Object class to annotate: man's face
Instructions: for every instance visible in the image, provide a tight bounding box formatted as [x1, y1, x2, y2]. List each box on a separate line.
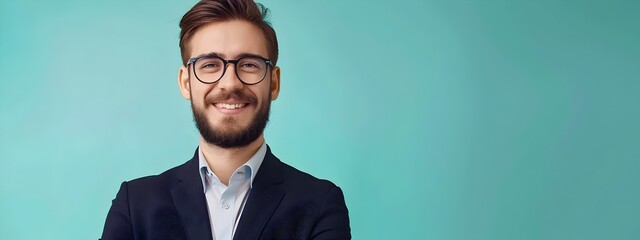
[178, 20, 280, 148]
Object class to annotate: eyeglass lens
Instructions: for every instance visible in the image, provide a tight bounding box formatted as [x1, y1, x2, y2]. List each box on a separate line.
[193, 56, 268, 84]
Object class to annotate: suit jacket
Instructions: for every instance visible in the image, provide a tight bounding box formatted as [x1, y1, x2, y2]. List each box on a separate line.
[101, 146, 351, 240]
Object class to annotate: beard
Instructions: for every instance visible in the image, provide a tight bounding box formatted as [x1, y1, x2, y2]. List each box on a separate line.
[191, 89, 270, 149]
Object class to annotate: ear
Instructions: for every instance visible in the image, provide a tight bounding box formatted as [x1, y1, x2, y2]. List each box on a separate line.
[178, 66, 191, 100]
[270, 66, 280, 101]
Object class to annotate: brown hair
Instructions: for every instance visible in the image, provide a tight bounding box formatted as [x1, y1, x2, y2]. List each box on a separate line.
[179, 0, 278, 66]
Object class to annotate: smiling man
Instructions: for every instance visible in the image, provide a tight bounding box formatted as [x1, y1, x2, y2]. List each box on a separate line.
[100, 0, 351, 239]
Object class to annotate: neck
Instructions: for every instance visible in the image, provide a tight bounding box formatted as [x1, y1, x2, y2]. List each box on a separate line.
[199, 134, 265, 186]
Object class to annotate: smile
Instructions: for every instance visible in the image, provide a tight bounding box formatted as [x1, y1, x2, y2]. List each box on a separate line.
[214, 103, 249, 110]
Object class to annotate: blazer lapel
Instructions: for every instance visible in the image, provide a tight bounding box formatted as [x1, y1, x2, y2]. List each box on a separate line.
[170, 148, 213, 240]
[233, 147, 285, 240]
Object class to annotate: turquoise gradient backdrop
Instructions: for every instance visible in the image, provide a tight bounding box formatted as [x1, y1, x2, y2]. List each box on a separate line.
[1, 0, 639, 239]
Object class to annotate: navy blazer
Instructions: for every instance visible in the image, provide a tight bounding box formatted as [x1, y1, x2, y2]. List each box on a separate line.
[101, 147, 351, 240]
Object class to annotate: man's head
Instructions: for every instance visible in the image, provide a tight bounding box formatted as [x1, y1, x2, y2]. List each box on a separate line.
[177, 0, 280, 149]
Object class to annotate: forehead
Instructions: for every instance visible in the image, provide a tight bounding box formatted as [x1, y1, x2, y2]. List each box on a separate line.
[188, 20, 269, 59]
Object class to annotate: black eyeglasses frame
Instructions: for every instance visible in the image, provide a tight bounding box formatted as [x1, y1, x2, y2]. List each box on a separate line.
[187, 55, 273, 85]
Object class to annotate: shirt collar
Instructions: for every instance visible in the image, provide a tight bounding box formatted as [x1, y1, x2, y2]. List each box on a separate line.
[198, 141, 267, 192]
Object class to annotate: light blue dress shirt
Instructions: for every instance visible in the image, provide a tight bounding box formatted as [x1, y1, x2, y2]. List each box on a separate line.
[198, 142, 266, 240]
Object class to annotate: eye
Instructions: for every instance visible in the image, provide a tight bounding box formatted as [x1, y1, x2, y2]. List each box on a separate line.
[195, 57, 224, 71]
[200, 62, 219, 69]
[240, 62, 260, 69]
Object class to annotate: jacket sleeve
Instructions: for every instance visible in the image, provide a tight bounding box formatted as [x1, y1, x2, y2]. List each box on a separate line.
[310, 185, 352, 240]
[101, 181, 134, 240]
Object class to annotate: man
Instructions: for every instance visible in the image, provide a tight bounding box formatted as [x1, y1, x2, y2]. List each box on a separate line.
[100, 0, 351, 239]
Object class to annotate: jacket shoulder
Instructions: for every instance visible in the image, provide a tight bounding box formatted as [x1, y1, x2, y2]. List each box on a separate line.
[124, 160, 190, 198]
[278, 160, 340, 195]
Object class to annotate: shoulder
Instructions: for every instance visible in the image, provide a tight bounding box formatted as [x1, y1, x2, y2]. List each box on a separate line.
[128, 160, 186, 186]
[281, 161, 336, 187]
[260, 154, 351, 238]
[121, 159, 191, 201]
[272, 155, 342, 199]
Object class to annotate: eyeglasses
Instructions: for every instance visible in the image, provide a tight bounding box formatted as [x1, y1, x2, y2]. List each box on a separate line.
[187, 55, 273, 85]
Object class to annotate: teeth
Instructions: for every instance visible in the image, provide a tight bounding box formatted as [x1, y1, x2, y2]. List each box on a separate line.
[215, 103, 246, 109]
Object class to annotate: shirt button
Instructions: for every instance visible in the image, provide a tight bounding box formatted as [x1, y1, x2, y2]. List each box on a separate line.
[222, 203, 230, 210]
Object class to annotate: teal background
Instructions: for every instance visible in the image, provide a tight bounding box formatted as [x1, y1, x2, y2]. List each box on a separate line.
[1, 0, 639, 239]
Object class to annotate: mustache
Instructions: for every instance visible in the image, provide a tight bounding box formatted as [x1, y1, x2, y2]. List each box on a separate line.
[205, 90, 257, 104]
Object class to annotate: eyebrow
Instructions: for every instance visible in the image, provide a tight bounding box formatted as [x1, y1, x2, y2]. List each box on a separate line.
[192, 52, 268, 60]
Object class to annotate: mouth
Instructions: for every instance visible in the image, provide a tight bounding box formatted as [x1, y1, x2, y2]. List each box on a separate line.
[212, 102, 250, 114]
[214, 103, 248, 109]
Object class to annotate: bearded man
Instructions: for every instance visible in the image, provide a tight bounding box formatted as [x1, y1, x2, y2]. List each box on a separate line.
[100, 0, 351, 239]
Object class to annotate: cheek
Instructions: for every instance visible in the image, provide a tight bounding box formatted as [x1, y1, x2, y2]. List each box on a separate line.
[261, 80, 273, 98]
[190, 82, 214, 103]
[253, 86, 272, 105]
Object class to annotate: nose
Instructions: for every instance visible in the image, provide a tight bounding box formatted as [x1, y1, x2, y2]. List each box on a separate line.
[216, 63, 244, 91]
